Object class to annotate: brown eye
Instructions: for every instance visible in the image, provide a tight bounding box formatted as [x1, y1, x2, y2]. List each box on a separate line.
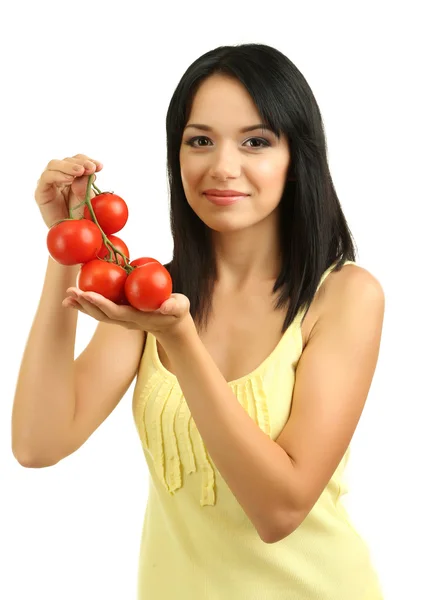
[185, 136, 212, 147]
[244, 138, 270, 148]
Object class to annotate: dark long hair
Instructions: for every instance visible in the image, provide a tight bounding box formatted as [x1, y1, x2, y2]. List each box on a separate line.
[165, 43, 357, 333]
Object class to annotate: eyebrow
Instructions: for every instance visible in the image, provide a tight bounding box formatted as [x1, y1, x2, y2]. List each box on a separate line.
[184, 123, 277, 135]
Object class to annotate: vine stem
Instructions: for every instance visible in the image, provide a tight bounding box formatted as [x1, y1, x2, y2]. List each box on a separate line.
[71, 175, 134, 274]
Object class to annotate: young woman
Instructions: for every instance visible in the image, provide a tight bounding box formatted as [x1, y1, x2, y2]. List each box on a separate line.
[12, 43, 385, 599]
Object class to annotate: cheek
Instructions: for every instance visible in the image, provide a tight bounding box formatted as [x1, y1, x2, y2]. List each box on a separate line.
[180, 160, 202, 192]
[253, 157, 288, 183]
[180, 163, 204, 212]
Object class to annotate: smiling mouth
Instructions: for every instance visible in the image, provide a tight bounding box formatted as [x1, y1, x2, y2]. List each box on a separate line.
[203, 193, 246, 206]
[202, 190, 249, 197]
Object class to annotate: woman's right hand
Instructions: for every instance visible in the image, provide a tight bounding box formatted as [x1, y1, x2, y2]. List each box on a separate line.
[35, 154, 104, 229]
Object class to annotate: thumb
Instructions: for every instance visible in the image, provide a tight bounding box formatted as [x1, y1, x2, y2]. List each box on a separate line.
[160, 294, 190, 317]
[160, 299, 176, 315]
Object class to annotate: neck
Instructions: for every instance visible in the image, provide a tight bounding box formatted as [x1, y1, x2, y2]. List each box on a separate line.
[211, 210, 282, 291]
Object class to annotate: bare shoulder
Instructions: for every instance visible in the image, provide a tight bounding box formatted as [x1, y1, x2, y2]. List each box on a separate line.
[304, 263, 385, 345]
[325, 262, 384, 304]
[317, 262, 385, 331]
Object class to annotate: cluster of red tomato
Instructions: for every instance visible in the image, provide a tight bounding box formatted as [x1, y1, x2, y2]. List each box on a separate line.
[46, 183, 172, 311]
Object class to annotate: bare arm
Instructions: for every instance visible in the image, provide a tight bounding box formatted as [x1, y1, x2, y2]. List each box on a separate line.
[11, 256, 145, 467]
[62, 315, 145, 461]
[12, 256, 80, 465]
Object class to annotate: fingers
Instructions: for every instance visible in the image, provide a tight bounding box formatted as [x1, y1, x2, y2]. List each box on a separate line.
[63, 292, 136, 329]
[39, 155, 103, 187]
[64, 154, 103, 174]
[63, 288, 189, 334]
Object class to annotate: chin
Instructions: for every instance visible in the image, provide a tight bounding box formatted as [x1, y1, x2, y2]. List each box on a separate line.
[196, 212, 252, 233]
[188, 200, 265, 233]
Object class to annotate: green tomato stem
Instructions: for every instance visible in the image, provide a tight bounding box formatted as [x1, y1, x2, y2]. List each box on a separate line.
[70, 198, 87, 211]
[92, 183, 103, 195]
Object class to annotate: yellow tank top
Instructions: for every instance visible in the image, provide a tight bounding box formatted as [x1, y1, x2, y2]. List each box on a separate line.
[132, 260, 383, 599]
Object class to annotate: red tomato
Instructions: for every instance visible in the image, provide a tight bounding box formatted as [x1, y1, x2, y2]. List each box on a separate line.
[117, 287, 131, 306]
[47, 220, 103, 266]
[77, 260, 128, 303]
[97, 235, 130, 265]
[125, 262, 172, 311]
[83, 192, 128, 234]
[129, 256, 161, 268]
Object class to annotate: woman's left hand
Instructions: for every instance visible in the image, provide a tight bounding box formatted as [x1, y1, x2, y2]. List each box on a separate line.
[62, 287, 192, 339]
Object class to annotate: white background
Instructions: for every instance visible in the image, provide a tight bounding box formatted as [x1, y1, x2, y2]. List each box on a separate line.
[1, 1, 429, 599]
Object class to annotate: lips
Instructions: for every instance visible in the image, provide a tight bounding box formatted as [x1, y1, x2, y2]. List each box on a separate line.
[202, 189, 249, 197]
[203, 192, 247, 207]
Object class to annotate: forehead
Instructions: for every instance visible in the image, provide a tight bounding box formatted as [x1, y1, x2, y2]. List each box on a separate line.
[188, 75, 261, 124]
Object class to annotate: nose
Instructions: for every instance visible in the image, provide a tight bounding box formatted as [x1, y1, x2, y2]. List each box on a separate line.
[208, 143, 241, 180]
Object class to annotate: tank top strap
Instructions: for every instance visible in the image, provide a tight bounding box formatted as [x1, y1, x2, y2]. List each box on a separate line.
[316, 259, 357, 294]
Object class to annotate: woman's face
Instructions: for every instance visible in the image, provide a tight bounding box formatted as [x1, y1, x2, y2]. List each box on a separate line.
[179, 74, 292, 233]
